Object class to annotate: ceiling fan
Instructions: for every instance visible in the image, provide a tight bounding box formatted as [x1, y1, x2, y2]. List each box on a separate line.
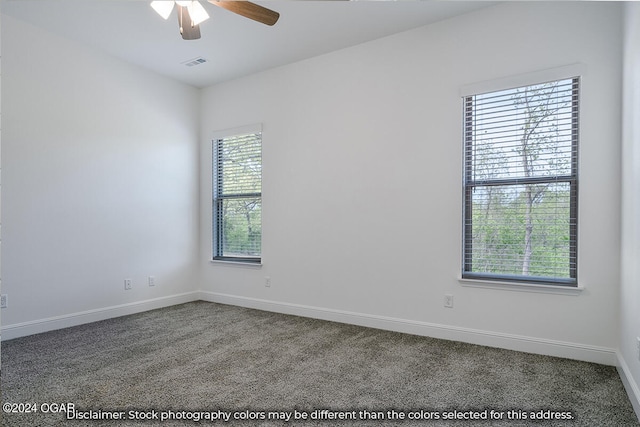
[151, 1, 280, 40]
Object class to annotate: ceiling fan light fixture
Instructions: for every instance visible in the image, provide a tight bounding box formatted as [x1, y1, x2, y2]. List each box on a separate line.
[187, 1, 210, 25]
[150, 0, 175, 20]
[152, 0, 279, 40]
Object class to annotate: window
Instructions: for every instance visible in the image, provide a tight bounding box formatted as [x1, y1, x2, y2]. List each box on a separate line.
[462, 77, 579, 286]
[213, 128, 262, 263]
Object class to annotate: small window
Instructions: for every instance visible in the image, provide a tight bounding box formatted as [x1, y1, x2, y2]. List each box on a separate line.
[213, 129, 262, 263]
[462, 77, 579, 286]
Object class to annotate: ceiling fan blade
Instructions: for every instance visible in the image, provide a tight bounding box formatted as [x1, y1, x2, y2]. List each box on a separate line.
[177, 5, 201, 40]
[208, 1, 279, 26]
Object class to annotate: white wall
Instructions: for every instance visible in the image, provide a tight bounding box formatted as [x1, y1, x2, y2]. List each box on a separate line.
[1, 14, 200, 338]
[200, 2, 623, 364]
[620, 1, 640, 416]
[0, 4, 3, 348]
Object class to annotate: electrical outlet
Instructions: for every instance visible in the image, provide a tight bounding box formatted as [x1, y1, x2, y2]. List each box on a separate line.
[444, 294, 454, 308]
[265, 276, 271, 288]
[148, 276, 155, 287]
[0, 294, 7, 308]
[124, 279, 132, 290]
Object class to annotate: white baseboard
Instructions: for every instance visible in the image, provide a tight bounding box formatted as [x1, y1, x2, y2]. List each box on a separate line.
[617, 352, 640, 422]
[199, 291, 618, 366]
[1, 292, 200, 341]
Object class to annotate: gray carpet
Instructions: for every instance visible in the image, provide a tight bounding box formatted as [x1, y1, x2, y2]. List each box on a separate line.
[1, 301, 638, 426]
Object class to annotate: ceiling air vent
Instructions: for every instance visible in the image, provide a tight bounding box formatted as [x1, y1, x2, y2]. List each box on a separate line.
[182, 57, 208, 67]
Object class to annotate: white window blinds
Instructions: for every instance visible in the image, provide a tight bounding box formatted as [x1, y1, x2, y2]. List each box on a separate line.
[463, 77, 579, 285]
[213, 131, 262, 262]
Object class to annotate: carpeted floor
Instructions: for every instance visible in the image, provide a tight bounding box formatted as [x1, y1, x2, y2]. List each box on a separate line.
[1, 301, 639, 426]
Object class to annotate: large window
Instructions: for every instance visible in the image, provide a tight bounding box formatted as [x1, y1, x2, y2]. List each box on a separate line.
[462, 77, 579, 286]
[213, 128, 262, 263]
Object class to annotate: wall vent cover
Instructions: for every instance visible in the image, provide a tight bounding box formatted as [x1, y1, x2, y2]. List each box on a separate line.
[182, 57, 208, 67]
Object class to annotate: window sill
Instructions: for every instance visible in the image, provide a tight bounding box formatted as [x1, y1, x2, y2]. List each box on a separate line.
[210, 259, 262, 268]
[458, 278, 584, 295]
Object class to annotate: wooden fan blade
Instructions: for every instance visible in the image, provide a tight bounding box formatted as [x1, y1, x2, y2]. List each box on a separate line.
[208, 1, 279, 26]
[177, 5, 201, 40]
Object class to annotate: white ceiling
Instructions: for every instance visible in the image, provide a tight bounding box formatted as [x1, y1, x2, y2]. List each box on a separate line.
[2, 0, 498, 88]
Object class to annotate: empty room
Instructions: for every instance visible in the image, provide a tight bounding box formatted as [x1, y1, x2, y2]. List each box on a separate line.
[1, 0, 639, 425]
